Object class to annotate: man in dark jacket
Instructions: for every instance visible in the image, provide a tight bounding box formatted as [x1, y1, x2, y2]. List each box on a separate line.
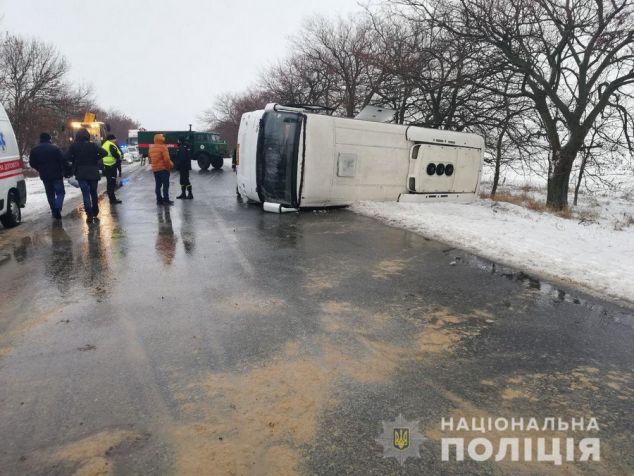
[29, 132, 68, 219]
[67, 128, 107, 224]
[175, 136, 193, 199]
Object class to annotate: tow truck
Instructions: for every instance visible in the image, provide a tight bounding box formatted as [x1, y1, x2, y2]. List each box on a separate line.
[68, 112, 108, 144]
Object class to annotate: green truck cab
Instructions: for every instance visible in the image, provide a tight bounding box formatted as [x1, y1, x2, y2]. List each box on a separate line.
[138, 130, 228, 170]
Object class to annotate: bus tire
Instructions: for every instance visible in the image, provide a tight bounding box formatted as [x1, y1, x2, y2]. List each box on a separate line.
[211, 156, 223, 169]
[197, 154, 211, 170]
[1, 192, 22, 228]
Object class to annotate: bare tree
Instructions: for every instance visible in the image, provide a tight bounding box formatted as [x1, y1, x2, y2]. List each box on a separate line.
[260, 53, 337, 108]
[0, 34, 70, 159]
[200, 90, 274, 149]
[481, 79, 536, 197]
[401, 0, 634, 209]
[374, 12, 486, 129]
[88, 107, 140, 145]
[296, 16, 381, 117]
[572, 109, 634, 204]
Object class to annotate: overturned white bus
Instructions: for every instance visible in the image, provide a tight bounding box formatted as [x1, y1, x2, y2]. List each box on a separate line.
[235, 103, 484, 211]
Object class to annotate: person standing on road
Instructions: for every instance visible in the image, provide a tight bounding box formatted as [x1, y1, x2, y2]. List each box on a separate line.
[29, 132, 68, 220]
[67, 128, 107, 224]
[101, 134, 123, 204]
[175, 136, 193, 199]
[149, 133, 174, 205]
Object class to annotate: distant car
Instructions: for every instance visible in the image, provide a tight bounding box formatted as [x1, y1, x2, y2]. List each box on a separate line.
[127, 129, 141, 162]
[0, 103, 26, 228]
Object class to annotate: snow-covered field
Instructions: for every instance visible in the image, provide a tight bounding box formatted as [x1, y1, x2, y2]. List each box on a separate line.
[352, 183, 634, 305]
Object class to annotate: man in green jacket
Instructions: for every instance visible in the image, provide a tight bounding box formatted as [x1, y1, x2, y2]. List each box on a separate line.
[101, 134, 122, 204]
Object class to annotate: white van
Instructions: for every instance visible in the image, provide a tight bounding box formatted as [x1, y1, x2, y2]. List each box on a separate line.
[236, 103, 483, 211]
[0, 104, 26, 228]
[127, 129, 140, 161]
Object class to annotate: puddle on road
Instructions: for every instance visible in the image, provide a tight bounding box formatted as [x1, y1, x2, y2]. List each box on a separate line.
[446, 250, 634, 328]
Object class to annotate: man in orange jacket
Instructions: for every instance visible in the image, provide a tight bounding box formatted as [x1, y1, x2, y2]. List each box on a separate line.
[149, 133, 174, 205]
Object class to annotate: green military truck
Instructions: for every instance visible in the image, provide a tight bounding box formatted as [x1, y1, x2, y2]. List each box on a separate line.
[138, 130, 228, 170]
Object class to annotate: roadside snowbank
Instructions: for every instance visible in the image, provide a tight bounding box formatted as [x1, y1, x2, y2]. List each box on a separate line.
[352, 199, 634, 304]
[21, 162, 140, 220]
[22, 177, 82, 221]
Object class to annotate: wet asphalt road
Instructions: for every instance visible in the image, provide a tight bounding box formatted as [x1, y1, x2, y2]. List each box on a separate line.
[0, 163, 633, 476]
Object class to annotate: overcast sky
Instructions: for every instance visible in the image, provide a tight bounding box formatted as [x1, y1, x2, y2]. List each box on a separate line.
[1, 0, 363, 131]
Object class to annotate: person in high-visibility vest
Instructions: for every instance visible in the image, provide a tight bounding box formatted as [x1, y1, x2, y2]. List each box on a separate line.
[101, 134, 122, 204]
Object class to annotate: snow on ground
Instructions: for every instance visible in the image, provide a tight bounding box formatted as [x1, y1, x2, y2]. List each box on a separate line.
[352, 190, 634, 305]
[21, 162, 141, 220]
[22, 176, 83, 221]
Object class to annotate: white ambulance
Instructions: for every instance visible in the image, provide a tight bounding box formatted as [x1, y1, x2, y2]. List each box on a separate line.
[0, 104, 26, 228]
[235, 103, 483, 212]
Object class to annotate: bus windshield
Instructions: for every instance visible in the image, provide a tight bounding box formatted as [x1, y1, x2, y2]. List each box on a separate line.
[257, 111, 302, 206]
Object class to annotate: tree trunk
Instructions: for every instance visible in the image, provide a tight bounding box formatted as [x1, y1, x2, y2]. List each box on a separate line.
[573, 152, 588, 206]
[491, 156, 501, 198]
[546, 148, 576, 210]
[491, 126, 507, 198]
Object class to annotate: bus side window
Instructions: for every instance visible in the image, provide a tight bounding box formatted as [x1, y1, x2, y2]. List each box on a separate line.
[410, 144, 421, 160]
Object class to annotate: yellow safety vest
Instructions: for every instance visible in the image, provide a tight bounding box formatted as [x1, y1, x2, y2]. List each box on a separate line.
[102, 140, 120, 167]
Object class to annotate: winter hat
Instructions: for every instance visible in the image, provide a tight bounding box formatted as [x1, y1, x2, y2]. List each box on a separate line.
[75, 128, 90, 142]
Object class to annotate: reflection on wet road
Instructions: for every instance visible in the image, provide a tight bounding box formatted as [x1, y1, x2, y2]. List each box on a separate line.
[0, 165, 632, 475]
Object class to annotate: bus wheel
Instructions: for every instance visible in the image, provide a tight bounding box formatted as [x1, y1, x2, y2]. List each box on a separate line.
[0, 192, 22, 228]
[211, 156, 224, 169]
[197, 154, 211, 170]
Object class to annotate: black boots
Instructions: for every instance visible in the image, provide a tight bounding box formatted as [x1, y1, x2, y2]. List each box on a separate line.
[178, 185, 193, 199]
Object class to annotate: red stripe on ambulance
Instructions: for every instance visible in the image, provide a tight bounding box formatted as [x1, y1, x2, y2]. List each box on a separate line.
[0, 171, 22, 180]
[0, 159, 22, 173]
